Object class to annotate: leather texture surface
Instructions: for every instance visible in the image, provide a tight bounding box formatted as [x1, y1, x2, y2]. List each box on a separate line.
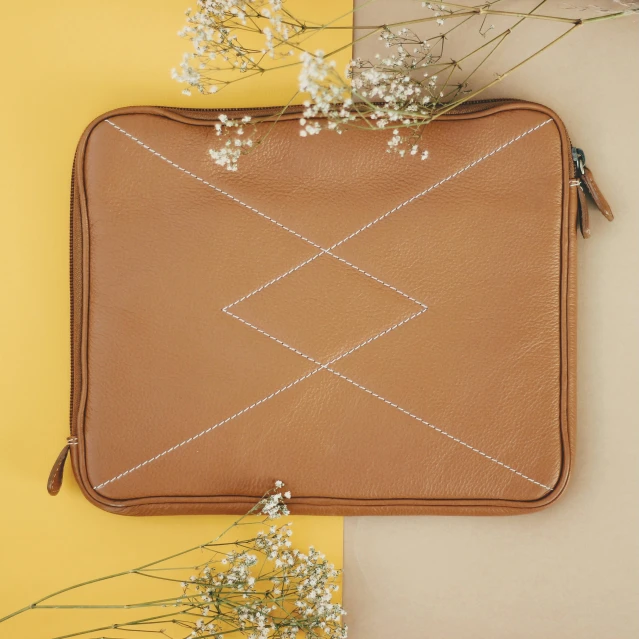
[68, 101, 578, 515]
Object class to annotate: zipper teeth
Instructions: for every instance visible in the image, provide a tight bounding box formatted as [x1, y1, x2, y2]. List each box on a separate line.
[68, 97, 574, 437]
[69, 162, 76, 435]
[159, 97, 518, 114]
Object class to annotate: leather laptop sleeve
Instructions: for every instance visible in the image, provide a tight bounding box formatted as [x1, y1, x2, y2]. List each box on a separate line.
[49, 100, 611, 515]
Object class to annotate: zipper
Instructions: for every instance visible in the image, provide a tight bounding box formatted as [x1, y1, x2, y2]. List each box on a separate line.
[571, 146, 614, 238]
[48, 99, 613, 493]
[47, 436, 78, 496]
[48, 161, 79, 495]
[69, 160, 76, 434]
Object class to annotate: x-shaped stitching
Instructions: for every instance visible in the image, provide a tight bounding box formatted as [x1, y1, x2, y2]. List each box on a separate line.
[94, 118, 554, 492]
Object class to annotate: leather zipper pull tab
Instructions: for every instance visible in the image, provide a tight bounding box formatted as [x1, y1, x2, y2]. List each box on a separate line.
[47, 437, 76, 496]
[572, 147, 614, 233]
[581, 166, 614, 222]
[576, 181, 591, 239]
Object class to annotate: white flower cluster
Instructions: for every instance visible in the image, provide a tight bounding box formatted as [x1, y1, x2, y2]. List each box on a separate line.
[172, 0, 299, 96]
[298, 51, 355, 138]
[208, 113, 254, 171]
[292, 3, 455, 159]
[173, 1, 464, 168]
[177, 482, 347, 639]
[345, 24, 452, 159]
[258, 480, 291, 519]
[422, 2, 449, 22]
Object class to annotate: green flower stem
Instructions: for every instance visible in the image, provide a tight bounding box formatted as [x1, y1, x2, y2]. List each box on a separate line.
[433, 20, 581, 119]
[0, 502, 271, 623]
[50, 608, 199, 639]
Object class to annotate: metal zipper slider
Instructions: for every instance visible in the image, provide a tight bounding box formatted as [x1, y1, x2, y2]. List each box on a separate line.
[47, 436, 77, 496]
[572, 147, 614, 238]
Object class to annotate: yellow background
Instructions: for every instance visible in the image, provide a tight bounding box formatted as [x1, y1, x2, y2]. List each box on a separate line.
[0, 2, 350, 635]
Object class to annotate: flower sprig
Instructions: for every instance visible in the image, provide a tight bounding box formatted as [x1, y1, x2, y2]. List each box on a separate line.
[0, 482, 347, 639]
[172, 0, 304, 97]
[173, 0, 638, 170]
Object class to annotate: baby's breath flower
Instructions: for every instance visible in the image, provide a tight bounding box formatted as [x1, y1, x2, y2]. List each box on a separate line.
[171, 0, 639, 173]
[172, 2, 447, 168]
[173, 0, 301, 97]
[180, 511, 343, 633]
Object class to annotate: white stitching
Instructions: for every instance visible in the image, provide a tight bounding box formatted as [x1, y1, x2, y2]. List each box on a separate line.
[105, 120, 324, 250]
[95, 118, 554, 492]
[219, 311, 551, 490]
[223, 251, 327, 310]
[223, 248, 428, 312]
[107, 118, 429, 310]
[218, 119, 554, 493]
[94, 305, 550, 492]
[326, 253, 428, 309]
[331, 119, 553, 250]
[222, 118, 552, 310]
[222, 307, 429, 367]
[222, 310, 323, 366]
[320, 367, 552, 490]
[93, 310, 428, 490]
[93, 367, 324, 490]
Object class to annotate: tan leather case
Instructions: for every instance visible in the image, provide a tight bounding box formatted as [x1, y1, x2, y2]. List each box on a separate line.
[65, 100, 579, 516]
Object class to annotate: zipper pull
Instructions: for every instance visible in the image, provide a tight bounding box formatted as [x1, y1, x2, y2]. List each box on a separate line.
[572, 147, 614, 238]
[581, 165, 614, 222]
[47, 436, 77, 496]
[575, 179, 591, 238]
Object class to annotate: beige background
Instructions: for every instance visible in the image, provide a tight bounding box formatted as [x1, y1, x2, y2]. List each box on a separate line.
[346, 2, 639, 637]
